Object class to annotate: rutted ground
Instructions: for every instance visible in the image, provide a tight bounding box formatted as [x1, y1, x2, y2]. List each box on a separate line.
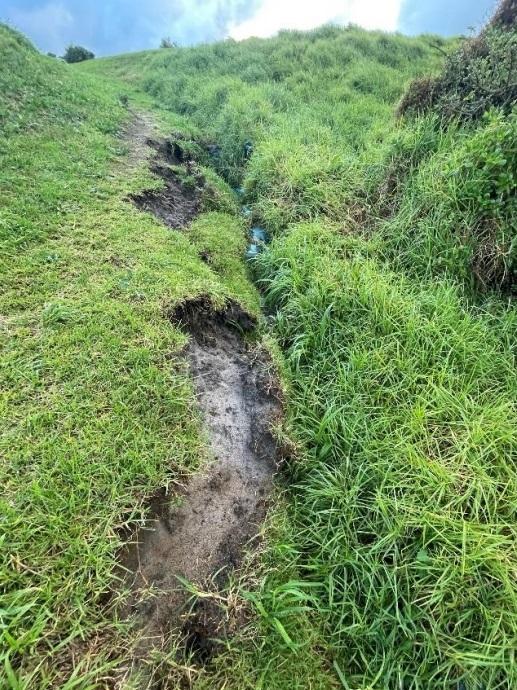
[6, 13, 515, 688]
[119, 132, 282, 671]
[129, 137, 203, 228]
[0, 31, 275, 681]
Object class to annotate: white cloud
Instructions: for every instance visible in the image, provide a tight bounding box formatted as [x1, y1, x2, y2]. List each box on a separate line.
[1, 0, 403, 56]
[228, 0, 402, 40]
[348, 0, 402, 31]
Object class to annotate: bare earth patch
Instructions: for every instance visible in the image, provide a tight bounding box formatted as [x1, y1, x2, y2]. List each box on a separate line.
[117, 116, 283, 680]
[129, 137, 203, 229]
[120, 299, 282, 668]
[120, 111, 157, 168]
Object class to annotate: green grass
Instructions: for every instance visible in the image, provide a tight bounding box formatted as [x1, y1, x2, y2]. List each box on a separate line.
[2, 10, 516, 690]
[81, 25, 448, 191]
[83, 19, 514, 294]
[253, 222, 516, 689]
[0, 24, 260, 688]
[84, 16, 517, 690]
[376, 109, 517, 292]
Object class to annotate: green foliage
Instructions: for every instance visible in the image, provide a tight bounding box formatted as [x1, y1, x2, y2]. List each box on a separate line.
[398, 27, 517, 122]
[376, 108, 516, 292]
[255, 222, 517, 689]
[63, 44, 95, 63]
[3, 10, 516, 690]
[0, 25, 260, 688]
[456, 110, 517, 218]
[82, 26, 444, 193]
[160, 36, 176, 49]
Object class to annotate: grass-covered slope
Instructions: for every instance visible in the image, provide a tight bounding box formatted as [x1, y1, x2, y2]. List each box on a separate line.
[2, 8, 516, 689]
[0, 24, 258, 688]
[254, 18, 515, 690]
[379, 18, 517, 294]
[83, 13, 517, 690]
[252, 17, 516, 689]
[256, 227, 516, 689]
[87, 20, 515, 296]
[82, 26, 447, 208]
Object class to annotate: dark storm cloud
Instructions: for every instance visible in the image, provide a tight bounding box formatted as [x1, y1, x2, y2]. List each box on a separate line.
[0, 0, 261, 56]
[398, 0, 498, 36]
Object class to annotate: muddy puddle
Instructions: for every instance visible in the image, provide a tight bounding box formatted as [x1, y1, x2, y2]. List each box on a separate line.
[120, 297, 282, 666]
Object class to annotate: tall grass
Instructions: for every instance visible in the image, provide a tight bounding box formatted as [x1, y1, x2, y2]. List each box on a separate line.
[81, 14, 517, 688]
[84, 26, 447, 189]
[367, 108, 517, 294]
[255, 223, 516, 688]
[6, 8, 517, 688]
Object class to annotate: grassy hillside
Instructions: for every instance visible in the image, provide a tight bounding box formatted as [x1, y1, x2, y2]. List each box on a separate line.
[86, 22, 515, 296]
[2, 8, 516, 690]
[0, 24, 258, 689]
[84, 26, 447, 205]
[82, 15, 517, 690]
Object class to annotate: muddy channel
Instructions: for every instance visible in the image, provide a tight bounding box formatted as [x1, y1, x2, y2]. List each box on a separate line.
[120, 133, 282, 668]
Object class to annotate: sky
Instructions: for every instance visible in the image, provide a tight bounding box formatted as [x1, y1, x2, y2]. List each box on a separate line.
[0, 0, 499, 57]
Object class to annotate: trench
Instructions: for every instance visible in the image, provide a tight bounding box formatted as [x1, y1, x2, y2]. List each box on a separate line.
[120, 134, 282, 668]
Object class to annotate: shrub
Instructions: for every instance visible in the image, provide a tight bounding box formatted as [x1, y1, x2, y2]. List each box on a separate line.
[160, 37, 176, 49]
[398, 27, 517, 122]
[378, 110, 516, 292]
[396, 75, 441, 118]
[63, 45, 94, 63]
[488, 0, 517, 29]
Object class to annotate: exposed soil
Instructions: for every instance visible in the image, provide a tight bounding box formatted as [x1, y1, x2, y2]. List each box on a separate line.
[129, 136, 203, 229]
[120, 118, 283, 677]
[120, 297, 282, 666]
[120, 111, 157, 168]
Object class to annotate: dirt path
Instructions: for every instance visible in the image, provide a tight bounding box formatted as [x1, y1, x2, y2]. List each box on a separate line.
[127, 119, 204, 229]
[120, 110, 157, 168]
[119, 119, 282, 671]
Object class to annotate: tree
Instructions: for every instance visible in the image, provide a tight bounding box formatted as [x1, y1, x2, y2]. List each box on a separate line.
[63, 45, 94, 63]
[160, 37, 176, 49]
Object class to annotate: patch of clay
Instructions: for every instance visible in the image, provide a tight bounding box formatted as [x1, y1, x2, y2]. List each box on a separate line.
[120, 297, 282, 663]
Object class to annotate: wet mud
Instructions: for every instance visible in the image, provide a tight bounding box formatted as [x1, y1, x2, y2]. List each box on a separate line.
[129, 137, 203, 229]
[120, 297, 282, 664]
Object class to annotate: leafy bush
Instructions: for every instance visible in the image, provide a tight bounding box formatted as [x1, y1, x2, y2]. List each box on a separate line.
[489, 0, 517, 29]
[456, 110, 517, 220]
[398, 27, 516, 122]
[160, 36, 176, 49]
[63, 44, 94, 63]
[382, 98, 516, 293]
